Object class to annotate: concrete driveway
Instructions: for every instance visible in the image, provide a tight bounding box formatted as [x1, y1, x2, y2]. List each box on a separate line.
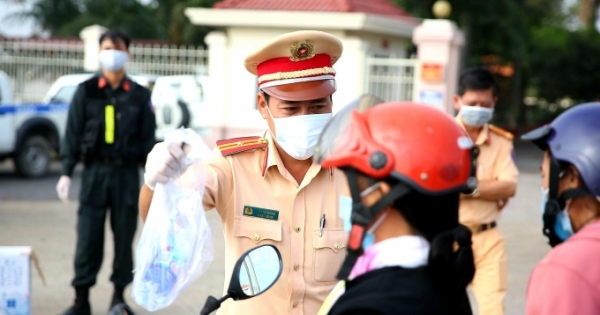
[0, 141, 550, 315]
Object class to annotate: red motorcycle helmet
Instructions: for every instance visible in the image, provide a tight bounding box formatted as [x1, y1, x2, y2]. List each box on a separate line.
[314, 95, 478, 279]
[315, 96, 477, 194]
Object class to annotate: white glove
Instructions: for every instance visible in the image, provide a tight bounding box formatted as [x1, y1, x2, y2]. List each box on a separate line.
[56, 176, 71, 203]
[144, 141, 187, 190]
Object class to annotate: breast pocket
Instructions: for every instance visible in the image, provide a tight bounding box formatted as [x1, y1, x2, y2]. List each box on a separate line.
[233, 215, 282, 244]
[313, 228, 347, 284]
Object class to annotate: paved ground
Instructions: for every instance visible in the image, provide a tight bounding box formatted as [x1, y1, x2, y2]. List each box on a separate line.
[0, 140, 548, 315]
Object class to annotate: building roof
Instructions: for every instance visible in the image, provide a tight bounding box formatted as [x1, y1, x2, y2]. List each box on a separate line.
[213, 0, 413, 19]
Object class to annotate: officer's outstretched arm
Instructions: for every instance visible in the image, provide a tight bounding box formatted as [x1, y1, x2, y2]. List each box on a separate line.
[139, 144, 234, 222]
[139, 185, 154, 222]
[139, 141, 187, 222]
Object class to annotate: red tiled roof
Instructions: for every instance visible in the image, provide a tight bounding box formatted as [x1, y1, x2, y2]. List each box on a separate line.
[213, 0, 413, 19]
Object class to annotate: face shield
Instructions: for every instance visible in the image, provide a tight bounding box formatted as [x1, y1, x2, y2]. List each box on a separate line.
[313, 94, 384, 165]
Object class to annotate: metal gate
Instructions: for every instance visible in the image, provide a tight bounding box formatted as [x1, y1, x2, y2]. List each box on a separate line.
[364, 56, 417, 102]
[0, 39, 208, 103]
[0, 39, 84, 102]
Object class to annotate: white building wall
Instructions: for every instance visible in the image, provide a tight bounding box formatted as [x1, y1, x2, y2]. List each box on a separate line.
[204, 26, 413, 141]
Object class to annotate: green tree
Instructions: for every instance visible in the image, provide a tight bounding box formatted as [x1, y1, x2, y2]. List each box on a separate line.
[149, 0, 219, 46]
[393, 0, 565, 130]
[57, 0, 162, 39]
[2, 0, 218, 45]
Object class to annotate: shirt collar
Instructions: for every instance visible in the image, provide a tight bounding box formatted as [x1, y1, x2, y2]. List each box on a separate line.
[349, 235, 430, 280]
[98, 76, 131, 92]
[455, 115, 491, 146]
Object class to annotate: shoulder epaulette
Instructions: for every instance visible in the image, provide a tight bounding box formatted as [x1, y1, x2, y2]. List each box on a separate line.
[216, 136, 268, 156]
[489, 124, 514, 140]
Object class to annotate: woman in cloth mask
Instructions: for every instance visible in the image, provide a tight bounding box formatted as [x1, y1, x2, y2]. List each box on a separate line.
[522, 103, 600, 315]
[314, 97, 478, 315]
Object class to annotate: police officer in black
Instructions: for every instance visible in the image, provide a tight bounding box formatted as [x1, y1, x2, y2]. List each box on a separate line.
[56, 29, 156, 315]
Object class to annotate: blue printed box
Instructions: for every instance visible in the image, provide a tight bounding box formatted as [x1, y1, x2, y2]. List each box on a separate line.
[0, 247, 41, 315]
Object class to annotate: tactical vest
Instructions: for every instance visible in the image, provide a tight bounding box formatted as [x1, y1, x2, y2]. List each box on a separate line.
[80, 77, 145, 163]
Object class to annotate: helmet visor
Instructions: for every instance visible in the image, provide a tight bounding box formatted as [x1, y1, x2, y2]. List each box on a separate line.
[521, 124, 553, 151]
[314, 94, 383, 164]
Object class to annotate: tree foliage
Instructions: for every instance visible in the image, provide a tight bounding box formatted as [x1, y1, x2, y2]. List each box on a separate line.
[393, 0, 600, 129]
[3, 0, 218, 45]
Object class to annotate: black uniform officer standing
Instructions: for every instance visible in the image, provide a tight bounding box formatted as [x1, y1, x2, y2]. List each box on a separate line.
[55, 29, 156, 315]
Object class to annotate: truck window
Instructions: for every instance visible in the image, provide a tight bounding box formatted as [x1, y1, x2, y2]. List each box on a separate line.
[50, 86, 78, 104]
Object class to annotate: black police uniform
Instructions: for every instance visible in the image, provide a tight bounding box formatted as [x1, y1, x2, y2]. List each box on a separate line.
[327, 267, 472, 315]
[60, 75, 155, 291]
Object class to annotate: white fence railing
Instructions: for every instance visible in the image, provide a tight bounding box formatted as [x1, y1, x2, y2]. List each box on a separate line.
[365, 56, 417, 102]
[128, 44, 208, 76]
[0, 39, 208, 102]
[0, 39, 85, 102]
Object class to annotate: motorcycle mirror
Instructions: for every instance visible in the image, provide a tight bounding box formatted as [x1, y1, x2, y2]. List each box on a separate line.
[200, 245, 282, 315]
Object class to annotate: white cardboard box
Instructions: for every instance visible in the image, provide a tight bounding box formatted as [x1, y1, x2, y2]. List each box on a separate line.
[0, 247, 45, 315]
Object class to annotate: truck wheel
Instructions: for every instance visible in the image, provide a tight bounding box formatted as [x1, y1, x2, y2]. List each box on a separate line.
[15, 135, 51, 178]
[177, 100, 191, 128]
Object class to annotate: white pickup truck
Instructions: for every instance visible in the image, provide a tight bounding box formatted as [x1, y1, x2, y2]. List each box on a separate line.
[0, 71, 209, 177]
[0, 71, 71, 177]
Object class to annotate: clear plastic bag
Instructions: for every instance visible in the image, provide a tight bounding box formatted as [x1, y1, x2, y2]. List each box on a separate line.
[132, 128, 214, 311]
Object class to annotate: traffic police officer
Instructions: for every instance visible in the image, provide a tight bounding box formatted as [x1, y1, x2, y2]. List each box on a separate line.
[140, 31, 347, 315]
[56, 29, 156, 315]
[454, 68, 519, 315]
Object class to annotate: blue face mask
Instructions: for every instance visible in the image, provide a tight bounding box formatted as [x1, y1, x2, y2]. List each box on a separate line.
[338, 195, 353, 233]
[542, 187, 574, 241]
[339, 182, 385, 249]
[361, 211, 388, 250]
[554, 209, 574, 241]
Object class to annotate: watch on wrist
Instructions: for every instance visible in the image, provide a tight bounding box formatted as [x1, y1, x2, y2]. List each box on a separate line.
[469, 187, 480, 198]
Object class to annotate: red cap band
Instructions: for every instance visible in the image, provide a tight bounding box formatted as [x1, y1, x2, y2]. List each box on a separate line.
[257, 54, 334, 86]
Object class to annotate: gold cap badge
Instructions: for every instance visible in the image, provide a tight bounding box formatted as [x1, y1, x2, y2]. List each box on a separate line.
[290, 42, 315, 62]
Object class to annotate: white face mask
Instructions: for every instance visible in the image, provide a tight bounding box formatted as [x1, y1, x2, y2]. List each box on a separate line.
[266, 106, 332, 160]
[459, 104, 494, 127]
[99, 50, 128, 72]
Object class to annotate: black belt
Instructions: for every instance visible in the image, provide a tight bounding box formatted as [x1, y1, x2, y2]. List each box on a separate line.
[468, 221, 497, 234]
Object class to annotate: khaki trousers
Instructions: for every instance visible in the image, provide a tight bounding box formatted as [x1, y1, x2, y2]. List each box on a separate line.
[470, 227, 507, 315]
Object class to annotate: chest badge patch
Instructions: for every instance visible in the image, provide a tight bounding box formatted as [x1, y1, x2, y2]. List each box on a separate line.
[243, 206, 279, 221]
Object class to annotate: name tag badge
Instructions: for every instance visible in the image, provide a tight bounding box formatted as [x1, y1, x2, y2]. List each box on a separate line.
[243, 206, 279, 221]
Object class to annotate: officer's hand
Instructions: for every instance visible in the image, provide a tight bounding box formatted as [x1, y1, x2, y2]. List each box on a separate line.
[497, 198, 509, 211]
[144, 142, 187, 190]
[56, 175, 71, 203]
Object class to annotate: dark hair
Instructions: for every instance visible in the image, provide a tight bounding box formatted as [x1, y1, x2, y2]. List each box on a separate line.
[458, 67, 498, 97]
[262, 91, 271, 104]
[99, 29, 131, 49]
[393, 189, 475, 315]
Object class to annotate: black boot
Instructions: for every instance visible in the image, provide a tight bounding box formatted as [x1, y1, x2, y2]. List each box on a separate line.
[108, 285, 135, 315]
[110, 285, 125, 307]
[60, 286, 91, 315]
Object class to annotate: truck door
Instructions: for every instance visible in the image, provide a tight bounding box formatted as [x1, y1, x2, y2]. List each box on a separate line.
[0, 105, 16, 153]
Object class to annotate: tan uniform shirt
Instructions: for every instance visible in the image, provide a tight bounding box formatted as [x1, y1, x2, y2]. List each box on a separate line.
[181, 131, 348, 315]
[456, 118, 519, 224]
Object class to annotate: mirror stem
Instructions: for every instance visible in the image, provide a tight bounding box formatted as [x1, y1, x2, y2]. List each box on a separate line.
[200, 294, 231, 315]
